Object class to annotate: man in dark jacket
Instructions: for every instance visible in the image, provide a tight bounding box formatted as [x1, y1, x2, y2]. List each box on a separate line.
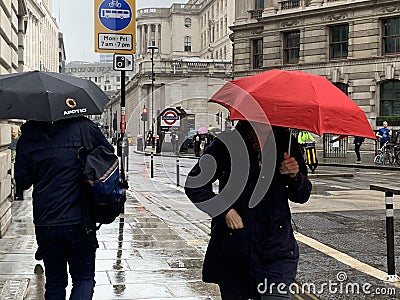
[15, 116, 114, 300]
[185, 121, 312, 299]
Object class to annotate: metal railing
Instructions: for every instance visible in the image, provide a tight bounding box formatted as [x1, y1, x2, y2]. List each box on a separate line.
[280, 0, 300, 10]
[323, 134, 348, 158]
[250, 9, 263, 19]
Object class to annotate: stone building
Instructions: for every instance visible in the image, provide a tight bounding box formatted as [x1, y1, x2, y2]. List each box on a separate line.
[232, 0, 400, 140]
[65, 61, 135, 132]
[19, 0, 59, 72]
[0, 0, 59, 237]
[106, 0, 235, 140]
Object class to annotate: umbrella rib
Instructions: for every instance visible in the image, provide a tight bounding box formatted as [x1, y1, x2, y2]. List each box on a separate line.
[308, 74, 323, 136]
[77, 84, 106, 113]
[38, 72, 54, 122]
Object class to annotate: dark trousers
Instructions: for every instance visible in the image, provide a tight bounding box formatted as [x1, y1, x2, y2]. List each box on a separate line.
[35, 224, 98, 300]
[219, 286, 291, 300]
[354, 143, 361, 161]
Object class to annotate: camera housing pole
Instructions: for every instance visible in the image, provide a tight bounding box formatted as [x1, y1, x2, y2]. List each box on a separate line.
[119, 70, 126, 212]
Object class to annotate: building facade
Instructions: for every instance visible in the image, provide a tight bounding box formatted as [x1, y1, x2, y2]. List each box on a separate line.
[136, 0, 235, 61]
[0, 0, 59, 237]
[107, 0, 235, 141]
[19, 0, 59, 72]
[232, 0, 400, 133]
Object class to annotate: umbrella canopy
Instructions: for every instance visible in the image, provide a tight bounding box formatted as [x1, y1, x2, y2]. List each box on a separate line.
[0, 71, 109, 122]
[198, 127, 208, 134]
[209, 69, 375, 139]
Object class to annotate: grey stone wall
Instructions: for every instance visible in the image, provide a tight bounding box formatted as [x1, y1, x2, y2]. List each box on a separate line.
[0, 122, 12, 237]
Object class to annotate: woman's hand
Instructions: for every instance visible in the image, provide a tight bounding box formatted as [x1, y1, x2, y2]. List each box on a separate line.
[279, 152, 299, 179]
[225, 208, 244, 229]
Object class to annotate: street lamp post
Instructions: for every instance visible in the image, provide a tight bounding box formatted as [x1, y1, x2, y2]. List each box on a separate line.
[148, 45, 158, 148]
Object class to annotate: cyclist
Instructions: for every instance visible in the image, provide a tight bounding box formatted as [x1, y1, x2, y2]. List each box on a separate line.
[376, 121, 391, 148]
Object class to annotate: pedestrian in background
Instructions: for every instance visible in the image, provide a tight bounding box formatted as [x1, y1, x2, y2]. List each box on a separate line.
[185, 120, 312, 299]
[15, 116, 113, 300]
[376, 121, 391, 148]
[297, 130, 315, 155]
[353, 136, 364, 164]
[170, 130, 178, 154]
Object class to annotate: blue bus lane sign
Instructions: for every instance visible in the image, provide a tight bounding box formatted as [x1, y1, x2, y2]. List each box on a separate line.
[95, 0, 136, 54]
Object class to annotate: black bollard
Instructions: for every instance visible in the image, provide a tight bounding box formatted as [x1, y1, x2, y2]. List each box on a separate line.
[176, 155, 180, 187]
[384, 191, 400, 281]
[150, 152, 154, 178]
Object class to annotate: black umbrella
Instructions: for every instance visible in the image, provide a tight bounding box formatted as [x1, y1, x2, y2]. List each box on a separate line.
[0, 71, 109, 122]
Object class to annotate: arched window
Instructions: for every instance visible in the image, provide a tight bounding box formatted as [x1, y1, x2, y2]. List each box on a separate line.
[185, 18, 191, 28]
[333, 82, 349, 95]
[380, 80, 400, 116]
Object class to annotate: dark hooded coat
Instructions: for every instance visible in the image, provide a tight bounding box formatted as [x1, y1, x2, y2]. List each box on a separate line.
[15, 117, 113, 227]
[185, 124, 312, 297]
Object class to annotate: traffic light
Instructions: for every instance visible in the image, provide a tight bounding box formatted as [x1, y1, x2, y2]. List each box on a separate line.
[215, 112, 220, 124]
[141, 107, 148, 121]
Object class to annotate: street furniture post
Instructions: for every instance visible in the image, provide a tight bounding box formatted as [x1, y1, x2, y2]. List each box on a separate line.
[176, 155, 180, 187]
[370, 184, 400, 282]
[150, 152, 154, 179]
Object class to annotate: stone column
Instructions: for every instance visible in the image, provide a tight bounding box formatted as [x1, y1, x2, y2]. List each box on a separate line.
[154, 23, 158, 48]
[141, 25, 145, 55]
[263, 0, 278, 16]
[148, 25, 152, 49]
[137, 25, 142, 54]
[235, 0, 249, 25]
[158, 24, 161, 52]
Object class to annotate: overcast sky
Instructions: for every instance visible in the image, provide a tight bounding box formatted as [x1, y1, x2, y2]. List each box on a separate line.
[52, 0, 188, 62]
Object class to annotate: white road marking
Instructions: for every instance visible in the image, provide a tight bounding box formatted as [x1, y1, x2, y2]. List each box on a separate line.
[295, 232, 400, 288]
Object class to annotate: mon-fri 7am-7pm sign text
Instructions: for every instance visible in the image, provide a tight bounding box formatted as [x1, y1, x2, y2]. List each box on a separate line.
[94, 0, 136, 54]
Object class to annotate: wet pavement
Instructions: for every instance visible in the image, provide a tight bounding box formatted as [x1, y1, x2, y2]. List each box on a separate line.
[0, 193, 220, 299]
[2, 148, 400, 299]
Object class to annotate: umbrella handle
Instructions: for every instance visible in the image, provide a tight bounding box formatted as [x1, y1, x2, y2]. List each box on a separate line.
[288, 129, 292, 157]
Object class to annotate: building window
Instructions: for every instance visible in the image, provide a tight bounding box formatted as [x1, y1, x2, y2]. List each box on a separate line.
[184, 36, 192, 52]
[330, 24, 348, 59]
[380, 80, 400, 116]
[251, 0, 264, 18]
[383, 17, 400, 55]
[280, 0, 300, 10]
[283, 31, 300, 64]
[185, 18, 191, 28]
[333, 82, 349, 95]
[252, 38, 263, 69]
[255, 0, 264, 10]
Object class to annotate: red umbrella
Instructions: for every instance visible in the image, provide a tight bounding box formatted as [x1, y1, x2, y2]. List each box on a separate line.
[209, 69, 375, 140]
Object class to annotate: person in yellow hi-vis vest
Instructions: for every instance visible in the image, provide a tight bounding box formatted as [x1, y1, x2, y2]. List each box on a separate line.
[298, 131, 318, 173]
[298, 131, 315, 153]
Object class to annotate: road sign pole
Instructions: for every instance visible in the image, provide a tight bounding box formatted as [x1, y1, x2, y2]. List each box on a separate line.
[120, 70, 126, 213]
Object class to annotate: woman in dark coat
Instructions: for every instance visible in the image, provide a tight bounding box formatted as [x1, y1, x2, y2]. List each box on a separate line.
[185, 121, 312, 299]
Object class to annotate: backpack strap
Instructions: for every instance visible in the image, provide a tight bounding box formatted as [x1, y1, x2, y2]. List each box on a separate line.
[77, 119, 97, 233]
[78, 119, 93, 152]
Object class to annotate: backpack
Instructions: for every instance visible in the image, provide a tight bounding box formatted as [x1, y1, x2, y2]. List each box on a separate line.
[78, 122, 128, 229]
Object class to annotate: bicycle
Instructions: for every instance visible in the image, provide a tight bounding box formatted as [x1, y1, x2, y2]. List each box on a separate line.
[109, 0, 122, 8]
[394, 144, 400, 166]
[374, 141, 396, 165]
